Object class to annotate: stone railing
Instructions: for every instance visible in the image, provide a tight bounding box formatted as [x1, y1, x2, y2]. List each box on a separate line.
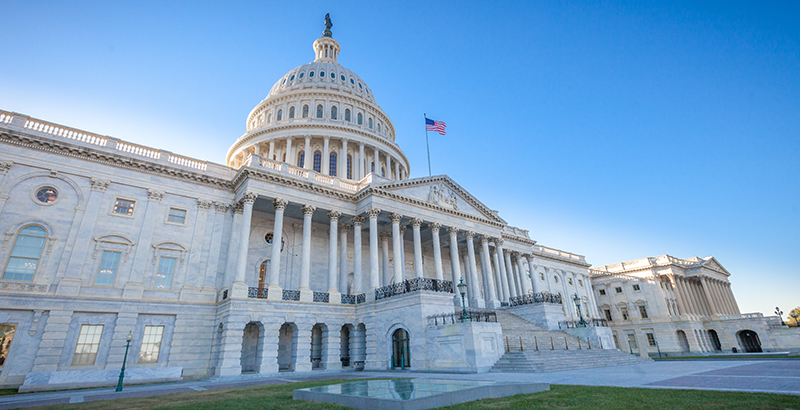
[168, 153, 208, 171]
[532, 245, 585, 263]
[375, 278, 454, 301]
[558, 319, 608, 329]
[718, 313, 763, 320]
[509, 292, 562, 307]
[427, 309, 497, 326]
[0, 112, 12, 124]
[249, 153, 367, 193]
[23, 116, 108, 147]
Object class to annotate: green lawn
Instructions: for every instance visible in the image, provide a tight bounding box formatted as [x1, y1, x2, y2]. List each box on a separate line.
[653, 355, 800, 360]
[28, 380, 800, 410]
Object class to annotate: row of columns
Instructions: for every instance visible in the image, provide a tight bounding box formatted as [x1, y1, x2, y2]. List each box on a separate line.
[668, 275, 740, 317]
[240, 136, 407, 181]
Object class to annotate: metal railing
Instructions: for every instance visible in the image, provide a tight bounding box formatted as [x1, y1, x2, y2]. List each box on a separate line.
[247, 287, 268, 299]
[558, 318, 608, 329]
[375, 277, 454, 300]
[313, 291, 330, 303]
[282, 289, 300, 301]
[509, 292, 562, 306]
[427, 309, 498, 326]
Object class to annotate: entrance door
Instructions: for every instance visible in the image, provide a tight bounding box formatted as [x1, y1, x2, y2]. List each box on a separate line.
[259, 260, 270, 291]
[737, 330, 762, 353]
[391, 328, 410, 369]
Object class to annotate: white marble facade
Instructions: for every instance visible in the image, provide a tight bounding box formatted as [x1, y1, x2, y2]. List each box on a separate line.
[0, 21, 793, 390]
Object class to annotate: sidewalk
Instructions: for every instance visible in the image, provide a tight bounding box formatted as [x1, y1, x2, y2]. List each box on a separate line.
[0, 359, 797, 409]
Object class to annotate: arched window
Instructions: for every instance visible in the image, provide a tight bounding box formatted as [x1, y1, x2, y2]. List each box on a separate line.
[377, 123, 382, 133]
[3, 225, 47, 281]
[331, 106, 337, 120]
[316, 105, 323, 119]
[302, 105, 309, 118]
[347, 154, 352, 179]
[329, 152, 337, 176]
[289, 106, 295, 119]
[282, 153, 286, 162]
[368, 118, 373, 129]
[298, 151, 305, 168]
[345, 109, 351, 122]
[381, 166, 386, 177]
[267, 113, 272, 123]
[276, 109, 282, 121]
[313, 150, 322, 172]
[357, 113, 363, 125]
[371, 162, 375, 173]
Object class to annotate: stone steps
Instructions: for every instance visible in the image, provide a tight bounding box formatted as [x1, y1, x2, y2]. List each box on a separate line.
[495, 310, 591, 351]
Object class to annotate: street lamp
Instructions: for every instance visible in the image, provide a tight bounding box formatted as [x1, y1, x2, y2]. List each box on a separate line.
[116, 331, 133, 392]
[457, 278, 469, 321]
[572, 293, 588, 327]
[775, 307, 786, 326]
[791, 311, 800, 327]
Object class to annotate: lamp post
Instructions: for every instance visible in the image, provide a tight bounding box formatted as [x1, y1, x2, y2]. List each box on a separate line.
[457, 278, 469, 321]
[116, 331, 133, 392]
[791, 311, 800, 327]
[572, 293, 588, 327]
[775, 307, 786, 326]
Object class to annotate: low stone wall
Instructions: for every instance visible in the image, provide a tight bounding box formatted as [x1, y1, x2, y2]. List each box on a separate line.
[19, 367, 183, 392]
[426, 321, 503, 373]
[504, 303, 565, 330]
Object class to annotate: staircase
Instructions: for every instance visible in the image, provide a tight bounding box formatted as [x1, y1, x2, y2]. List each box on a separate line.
[489, 310, 649, 373]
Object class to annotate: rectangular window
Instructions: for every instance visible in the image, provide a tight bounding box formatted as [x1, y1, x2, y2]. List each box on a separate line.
[615, 287, 623, 294]
[0, 324, 17, 369]
[154, 256, 177, 290]
[578, 279, 583, 287]
[539, 273, 545, 281]
[632, 284, 641, 291]
[113, 199, 135, 216]
[621, 307, 629, 321]
[646, 333, 657, 346]
[167, 208, 187, 224]
[94, 250, 121, 286]
[72, 324, 103, 365]
[139, 325, 164, 363]
[638, 305, 649, 319]
[599, 289, 606, 296]
[604, 309, 613, 321]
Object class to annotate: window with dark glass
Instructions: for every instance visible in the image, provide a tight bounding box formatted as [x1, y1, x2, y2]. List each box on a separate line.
[357, 113, 363, 125]
[167, 208, 186, 224]
[289, 106, 295, 119]
[329, 152, 337, 176]
[113, 199, 135, 216]
[298, 151, 305, 168]
[347, 155, 352, 179]
[94, 250, 121, 286]
[313, 151, 322, 172]
[345, 109, 351, 122]
[331, 106, 337, 120]
[302, 105, 309, 118]
[277, 109, 282, 121]
[316, 105, 323, 118]
[3, 225, 47, 281]
[35, 187, 58, 203]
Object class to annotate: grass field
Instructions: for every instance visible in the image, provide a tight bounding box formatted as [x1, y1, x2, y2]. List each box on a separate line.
[652, 355, 800, 360]
[27, 379, 800, 410]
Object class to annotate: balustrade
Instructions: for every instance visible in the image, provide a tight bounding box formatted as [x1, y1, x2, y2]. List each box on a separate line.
[375, 277, 454, 300]
[509, 292, 562, 306]
[427, 309, 498, 326]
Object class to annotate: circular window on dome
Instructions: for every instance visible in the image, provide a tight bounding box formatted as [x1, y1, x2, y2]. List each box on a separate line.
[309, 71, 315, 77]
[35, 187, 58, 204]
[331, 72, 335, 79]
[350, 78, 354, 85]
[358, 82, 363, 89]
[340, 74, 345, 81]
[299, 72, 304, 79]
[320, 71, 325, 78]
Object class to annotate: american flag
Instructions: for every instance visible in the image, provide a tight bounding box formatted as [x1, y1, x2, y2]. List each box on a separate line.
[425, 118, 446, 135]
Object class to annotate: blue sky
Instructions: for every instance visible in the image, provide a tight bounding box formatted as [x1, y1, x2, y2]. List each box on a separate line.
[2, 1, 798, 318]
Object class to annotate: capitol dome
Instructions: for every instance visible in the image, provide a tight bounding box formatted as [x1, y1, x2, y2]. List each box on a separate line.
[226, 25, 409, 182]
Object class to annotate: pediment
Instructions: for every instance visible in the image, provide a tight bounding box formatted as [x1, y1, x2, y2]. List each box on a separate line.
[699, 257, 730, 276]
[373, 175, 506, 223]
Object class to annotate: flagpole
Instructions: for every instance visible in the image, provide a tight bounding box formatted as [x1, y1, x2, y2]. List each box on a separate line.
[424, 113, 432, 176]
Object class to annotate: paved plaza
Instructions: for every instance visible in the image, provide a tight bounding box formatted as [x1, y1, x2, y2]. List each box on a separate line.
[0, 359, 797, 409]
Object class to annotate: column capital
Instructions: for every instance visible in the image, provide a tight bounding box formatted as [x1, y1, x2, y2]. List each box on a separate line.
[301, 204, 316, 216]
[273, 198, 288, 211]
[197, 199, 213, 211]
[447, 226, 460, 236]
[232, 202, 244, 214]
[214, 202, 229, 214]
[410, 218, 423, 228]
[430, 222, 441, 233]
[339, 223, 351, 233]
[389, 212, 403, 223]
[495, 238, 504, 247]
[147, 189, 164, 202]
[240, 191, 257, 205]
[379, 231, 391, 241]
[465, 231, 475, 240]
[480, 235, 492, 245]
[323, 135, 330, 141]
[327, 210, 342, 221]
[399, 225, 407, 235]
[367, 207, 381, 219]
[304, 134, 311, 142]
[90, 178, 110, 192]
[351, 216, 365, 226]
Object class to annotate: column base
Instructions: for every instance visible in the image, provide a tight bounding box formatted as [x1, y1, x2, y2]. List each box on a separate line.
[365, 289, 377, 303]
[299, 287, 313, 302]
[470, 298, 486, 309]
[229, 281, 249, 300]
[267, 284, 283, 301]
[486, 299, 501, 309]
[328, 289, 341, 304]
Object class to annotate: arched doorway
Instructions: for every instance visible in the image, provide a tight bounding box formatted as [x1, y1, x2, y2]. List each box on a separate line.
[311, 324, 324, 370]
[258, 260, 270, 292]
[391, 328, 410, 370]
[709, 330, 722, 351]
[340, 325, 353, 368]
[737, 330, 762, 353]
[241, 322, 261, 373]
[278, 323, 297, 372]
[676, 330, 690, 353]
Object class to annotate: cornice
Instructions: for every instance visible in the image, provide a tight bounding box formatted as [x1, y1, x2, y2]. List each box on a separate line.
[234, 167, 358, 202]
[0, 130, 235, 190]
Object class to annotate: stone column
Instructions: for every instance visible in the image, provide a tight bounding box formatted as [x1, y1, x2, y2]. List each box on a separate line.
[411, 218, 424, 279]
[708, 280, 725, 314]
[31, 310, 74, 372]
[726, 283, 740, 314]
[516, 254, 531, 295]
[294, 325, 313, 372]
[125, 189, 163, 296]
[367, 207, 381, 294]
[399, 226, 407, 276]
[461, 251, 473, 304]
[526, 256, 542, 294]
[215, 320, 246, 376]
[358, 143, 365, 179]
[267, 198, 288, 300]
[504, 250, 517, 299]
[372, 147, 379, 175]
[231, 192, 257, 299]
[59, 178, 109, 295]
[682, 278, 700, 315]
[339, 223, 350, 294]
[699, 277, 718, 316]
[430, 223, 444, 280]
[323, 136, 330, 175]
[299, 204, 316, 302]
[387, 156, 393, 179]
[286, 137, 294, 165]
[394, 160, 400, 181]
[494, 241, 510, 303]
[327, 211, 342, 304]
[448, 227, 463, 306]
[465, 232, 484, 308]
[303, 135, 312, 169]
[351, 216, 364, 294]
[203, 203, 228, 289]
[186, 200, 212, 291]
[340, 138, 348, 178]
[669, 275, 688, 316]
[390, 213, 405, 283]
[268, 140, 275, 160]
[380, 232, 391, 285]
[258, 322, 280, 374]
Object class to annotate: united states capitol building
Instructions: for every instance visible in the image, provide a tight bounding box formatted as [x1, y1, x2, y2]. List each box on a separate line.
[0, 20, 796, 391]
